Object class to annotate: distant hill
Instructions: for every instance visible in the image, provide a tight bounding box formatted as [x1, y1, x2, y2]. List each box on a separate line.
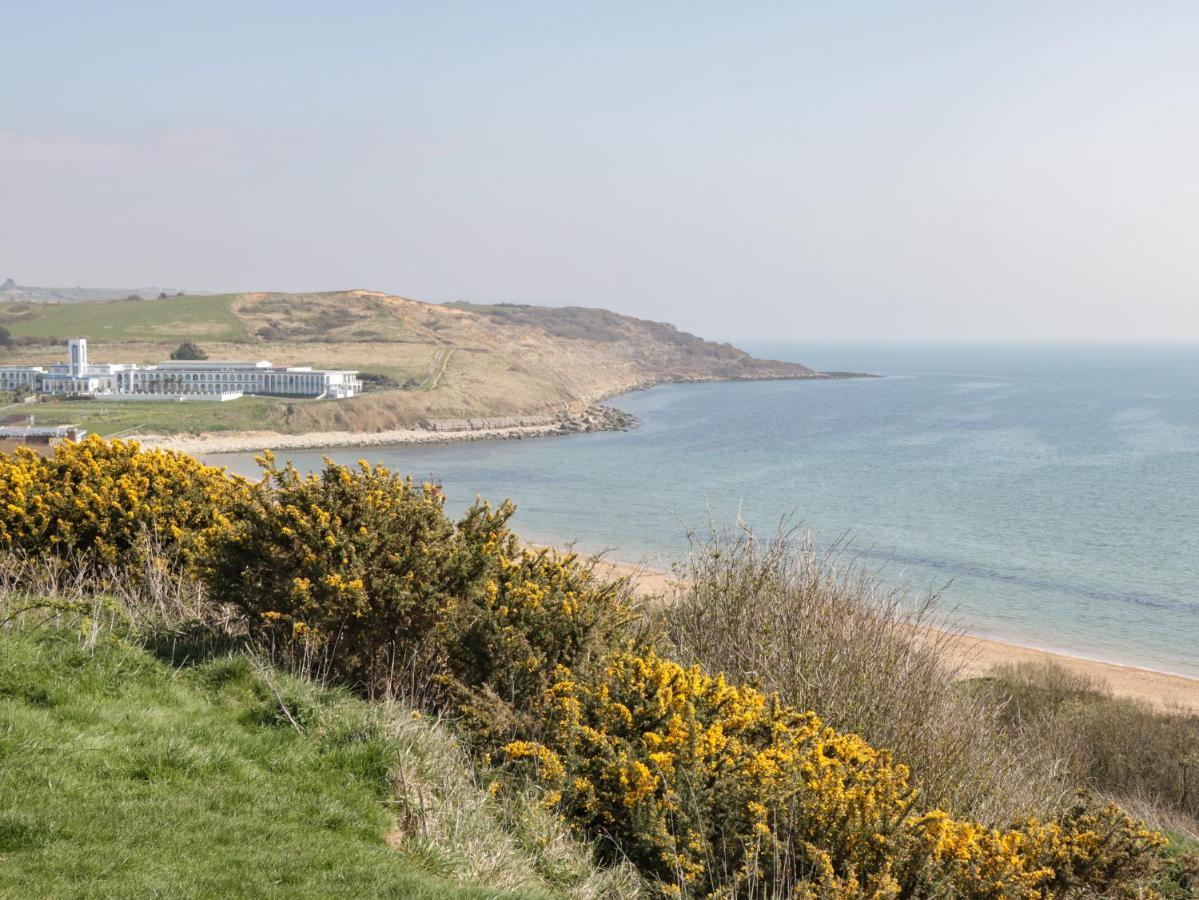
[0, 280, 197, 304]
[0, 289, 825, 437]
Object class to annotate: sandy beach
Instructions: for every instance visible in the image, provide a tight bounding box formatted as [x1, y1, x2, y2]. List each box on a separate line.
[586, 553, 1199, 714]
[940, 631, 1199, 713]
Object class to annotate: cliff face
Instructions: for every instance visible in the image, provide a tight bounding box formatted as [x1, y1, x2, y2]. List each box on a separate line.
[0, 289, 822, 435]
[443, 301, 813, 379]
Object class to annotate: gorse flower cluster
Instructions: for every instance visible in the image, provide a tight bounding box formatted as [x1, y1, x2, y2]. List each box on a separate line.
[504, 650, 1168, 898]
[0, 437, 1175, 897]
[0, 436, 243, 569]
[202, 453, 468, 694]
[200, 452, 634, 708]
[909, 802, 1166, 899]
[448, 535, 638, 741]
[504, 649, 914, 896]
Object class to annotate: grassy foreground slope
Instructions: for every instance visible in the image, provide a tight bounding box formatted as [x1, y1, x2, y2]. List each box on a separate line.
[0, 290, 819, 437]
[0, 629, 565, 900]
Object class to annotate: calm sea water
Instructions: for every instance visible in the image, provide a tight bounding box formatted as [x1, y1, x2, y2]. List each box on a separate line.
[209, 344, 1199, 678]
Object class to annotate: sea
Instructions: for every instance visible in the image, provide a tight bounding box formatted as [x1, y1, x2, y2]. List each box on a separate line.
[208, 343, 1199, 679]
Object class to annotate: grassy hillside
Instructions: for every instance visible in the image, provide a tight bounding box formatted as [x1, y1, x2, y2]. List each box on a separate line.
[0, 629, 621, 899]
[0, 290, 820, 437]
[0, 294, 248, 342]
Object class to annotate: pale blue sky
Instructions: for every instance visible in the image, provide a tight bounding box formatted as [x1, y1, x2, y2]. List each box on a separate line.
[3, 2, 1197, 341]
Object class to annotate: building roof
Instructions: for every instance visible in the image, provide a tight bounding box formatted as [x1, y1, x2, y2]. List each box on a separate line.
[157, 360, 273, 369]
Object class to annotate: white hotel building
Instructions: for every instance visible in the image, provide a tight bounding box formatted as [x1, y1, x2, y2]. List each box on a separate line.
[0, 339, 361, 401]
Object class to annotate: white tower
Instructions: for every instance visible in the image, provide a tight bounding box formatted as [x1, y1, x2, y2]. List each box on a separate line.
[68, 338, 88, 377]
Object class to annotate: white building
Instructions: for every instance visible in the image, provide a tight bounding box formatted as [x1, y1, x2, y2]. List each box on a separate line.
[69, 337, 88, 376]
[114, 360, 361, 399]
[0, 366, 46, 392]
[5, 339, 362, 401]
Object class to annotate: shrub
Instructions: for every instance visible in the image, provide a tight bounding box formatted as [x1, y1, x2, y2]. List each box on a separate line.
[443, 523, 639, 743]
[169, 340, 208, 360]
[505, 650, 1169, 898]
[0, 439, 1178, 897]
[201, 453, 473, 697]
[0, 436, 243, 572]
[972, 662, 1199, 826]
[505, 649, 916, 896]
[906, 799, 1167, 899]
[1155, 833, 1199, 899]
[659, 524, 1063, 825]
[201, 453, 634, 709]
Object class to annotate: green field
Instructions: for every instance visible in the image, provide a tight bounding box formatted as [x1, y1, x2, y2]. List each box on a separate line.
[0, 295, 249, 342]
[8, 396, 293, 437]
[0, 629, 551, 899]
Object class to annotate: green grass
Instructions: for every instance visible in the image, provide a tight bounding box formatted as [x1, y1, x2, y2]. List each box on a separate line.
[0, 295, 249, 342]
[0, 628, 549, 899]
[12, 396, 294, 437]
[1157, 831, 1199, 898]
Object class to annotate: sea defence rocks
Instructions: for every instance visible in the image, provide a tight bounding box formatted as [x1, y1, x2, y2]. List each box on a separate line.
[419, 415, 559, 432]
[420, 405, 636, 435]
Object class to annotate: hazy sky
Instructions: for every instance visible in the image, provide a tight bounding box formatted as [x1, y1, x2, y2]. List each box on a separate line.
[3, 2, 1198, 342]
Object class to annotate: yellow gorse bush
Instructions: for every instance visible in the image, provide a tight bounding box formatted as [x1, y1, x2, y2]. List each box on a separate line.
[200, 453, 475, 695]
[505, 650, 1168, 898]
[0, 435, 243, 569]
[911, 801, 1167, 898]
[446, 541, 638, 741]
[200, 453, 634, 707]
[505, 649, 914, 896]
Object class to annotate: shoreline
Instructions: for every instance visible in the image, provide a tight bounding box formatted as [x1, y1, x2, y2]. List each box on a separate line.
[130, 371, 865, 455]
[937, 629, 1199, 713]
[584, 551, 1199, 713]
[137, 404, 637, 455]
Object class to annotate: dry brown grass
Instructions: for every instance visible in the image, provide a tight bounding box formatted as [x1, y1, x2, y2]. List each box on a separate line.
[0, 543, 238, 661]
[973, 661, 1199, 838]
[655, 522, 1072, 825]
